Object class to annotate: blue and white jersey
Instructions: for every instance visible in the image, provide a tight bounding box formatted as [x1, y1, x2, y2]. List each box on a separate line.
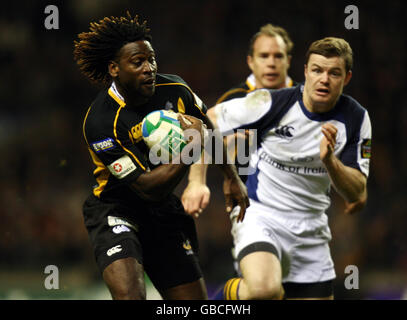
[214, 84, 372, 216]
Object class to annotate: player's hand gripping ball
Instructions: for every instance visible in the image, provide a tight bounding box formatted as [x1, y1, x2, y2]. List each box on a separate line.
[142, 110, 187, 162]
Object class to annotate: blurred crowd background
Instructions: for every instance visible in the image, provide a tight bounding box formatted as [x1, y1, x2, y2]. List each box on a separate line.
[0, 0, 406, 299]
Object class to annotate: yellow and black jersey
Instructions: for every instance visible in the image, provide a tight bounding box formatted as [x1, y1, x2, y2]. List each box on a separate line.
[216, 74, 296, 104]
[82, 73, 207, 203]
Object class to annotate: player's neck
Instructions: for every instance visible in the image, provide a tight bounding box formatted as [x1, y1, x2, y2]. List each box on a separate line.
[255, 79, 289, 90]
[124, 94, 150, 107]
[302, 91, 337, 114]
[114, 82, 150, 107]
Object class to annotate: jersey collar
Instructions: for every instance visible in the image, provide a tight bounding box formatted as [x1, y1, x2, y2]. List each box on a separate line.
[299, 85, 345, 122]
[108, 82, 126, 107]
[246, 73, 294, 90]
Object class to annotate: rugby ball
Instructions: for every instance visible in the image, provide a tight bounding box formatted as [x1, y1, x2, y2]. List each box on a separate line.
[142, 110, 187, 161]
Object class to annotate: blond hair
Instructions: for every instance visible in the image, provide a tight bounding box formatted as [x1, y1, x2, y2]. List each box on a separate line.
[248, 23, 294, 56]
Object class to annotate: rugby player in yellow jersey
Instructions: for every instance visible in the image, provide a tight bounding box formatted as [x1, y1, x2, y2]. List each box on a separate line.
[74, 12, 248, 300]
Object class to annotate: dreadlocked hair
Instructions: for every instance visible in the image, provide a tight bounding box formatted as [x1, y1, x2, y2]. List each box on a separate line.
[73, 11, 152, 84]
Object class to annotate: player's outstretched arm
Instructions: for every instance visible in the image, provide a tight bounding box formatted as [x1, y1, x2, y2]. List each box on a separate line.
[181, 163, 210, 218]
[320, 123, 367, 212]
[181, 113, 215, 217]
[182, 108, 249, 222]
[207, 107, 250, 222]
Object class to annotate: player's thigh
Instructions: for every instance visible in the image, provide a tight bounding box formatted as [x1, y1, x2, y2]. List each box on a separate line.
[82, 196, 146, 298]
[160, 278, 207, 300]
[103, 256, 146, 300]
[95, 234, 146, 299]
[142, 212, 205, 297]
[231, 203, 283, 283]
[240, 250, 282, 292]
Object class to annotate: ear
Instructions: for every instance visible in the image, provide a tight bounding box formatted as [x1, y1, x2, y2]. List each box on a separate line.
[247, 55, 254, 72]
[304, 64, 308, 80]
[108, 60, 119, 78]
[344, 70, 352, 86]
[287, 54, 292, 69]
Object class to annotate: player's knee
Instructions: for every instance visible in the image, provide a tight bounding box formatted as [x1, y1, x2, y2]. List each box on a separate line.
[102, 258, 146, 300]
[247, 280, 282, 300]
[110, 281, 146, 300]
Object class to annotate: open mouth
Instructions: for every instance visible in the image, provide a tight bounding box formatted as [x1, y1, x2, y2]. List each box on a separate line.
[316, 88, 330, 96]
[142, 78, 155, 86]
[264, 73, 279, 80]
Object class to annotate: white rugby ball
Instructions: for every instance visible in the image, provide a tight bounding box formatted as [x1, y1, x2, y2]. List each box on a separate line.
[142, 110, 187, 161]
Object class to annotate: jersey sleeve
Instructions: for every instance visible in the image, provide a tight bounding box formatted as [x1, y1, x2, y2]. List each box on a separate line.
[189, 90, 208, 118]
[181, 86, 207, 121]
[213, 89, 272, 134]
[215, 87, 249, 104]
[340, 110, 372, 177]
[167, 74, 208, 120]
[85, 117, 148, 184]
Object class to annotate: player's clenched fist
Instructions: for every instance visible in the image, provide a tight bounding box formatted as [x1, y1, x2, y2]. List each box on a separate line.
[320, 123, 338, 163]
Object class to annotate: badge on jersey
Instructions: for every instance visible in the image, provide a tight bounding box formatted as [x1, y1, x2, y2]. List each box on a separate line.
[361, 139, 371, 159]
[108, 216, 139, 232]
[182, 239, 194, 255]
[92, 138, 116, 153]
[107, 155, 137, 179]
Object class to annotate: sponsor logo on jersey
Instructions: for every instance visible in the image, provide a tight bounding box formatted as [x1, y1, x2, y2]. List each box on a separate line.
[112, 225, 131, 234]
[113, 163, 122, 173]
[92, 138, 115, 153]
[274, 125, 294, 139]
[361, 139, 371, 159]
[108, 216, 139, 232]
[130, 122, 143, 142]
[107, 155, 136, 179]
[259, 150, 326, 175]
[107, 245, 122, 256]
[290, 156, 314, 162]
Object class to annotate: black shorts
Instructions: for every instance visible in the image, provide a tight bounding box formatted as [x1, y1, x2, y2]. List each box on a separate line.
[283, 280, 334, 299]
[82, 194, 203, 291]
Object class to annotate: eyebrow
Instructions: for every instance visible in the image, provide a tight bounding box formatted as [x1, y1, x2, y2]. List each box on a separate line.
[129, 51, 155, 59]
[258, 49, 285, 55]
[310, 63, 342, 72]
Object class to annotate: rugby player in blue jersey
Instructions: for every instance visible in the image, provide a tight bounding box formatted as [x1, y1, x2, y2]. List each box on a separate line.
[190, 37, 371, 300]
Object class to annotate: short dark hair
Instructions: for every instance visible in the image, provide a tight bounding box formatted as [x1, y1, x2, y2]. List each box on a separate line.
[248, 23, 294, 56]
[73, 12, 152, 84]
[305, 37, 353, 72]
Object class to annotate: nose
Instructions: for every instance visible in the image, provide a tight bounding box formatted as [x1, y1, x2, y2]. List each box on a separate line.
[267, 56, 276, 67]
[320, 71, 329, 84]
[143, 61, 156, 73]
